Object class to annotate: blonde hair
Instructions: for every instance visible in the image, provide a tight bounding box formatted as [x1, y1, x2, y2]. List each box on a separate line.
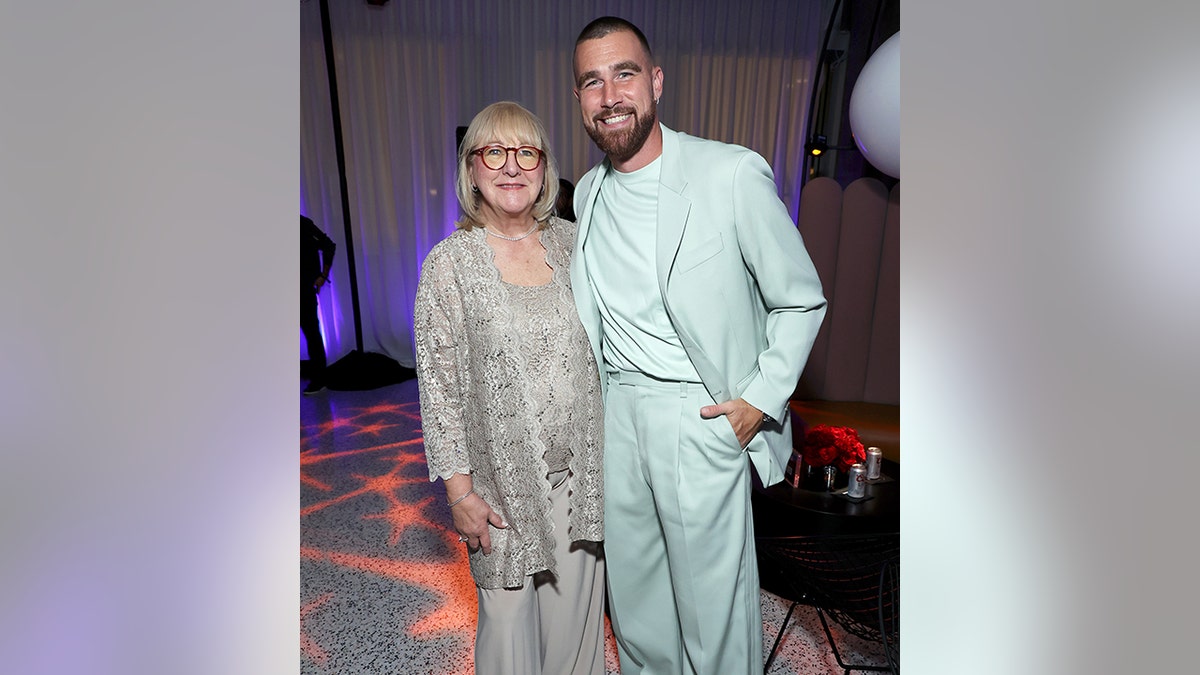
[455, 101, 560, 230]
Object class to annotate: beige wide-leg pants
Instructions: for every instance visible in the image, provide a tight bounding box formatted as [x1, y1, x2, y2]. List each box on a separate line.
[474, 471, 606, 675]
[602, 371, 763, 675]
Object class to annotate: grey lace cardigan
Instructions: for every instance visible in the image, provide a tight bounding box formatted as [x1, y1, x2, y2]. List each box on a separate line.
[413, 217, 604, 589]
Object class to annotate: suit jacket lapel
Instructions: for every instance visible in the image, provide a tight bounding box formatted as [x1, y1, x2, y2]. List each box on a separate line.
[653, 127, 727, 401]
[655, 125, 690, 292]
[572, 160, 610, 384]
[576, 160, 608, 249]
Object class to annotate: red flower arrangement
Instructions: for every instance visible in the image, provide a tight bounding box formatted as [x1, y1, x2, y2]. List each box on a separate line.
[801, 424, 866, 472]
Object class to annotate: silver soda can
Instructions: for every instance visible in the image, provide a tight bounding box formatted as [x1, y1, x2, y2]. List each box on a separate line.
[847, 463, 867, 498]
[786, 451, 802, 488]
[866, 447, 883, 480]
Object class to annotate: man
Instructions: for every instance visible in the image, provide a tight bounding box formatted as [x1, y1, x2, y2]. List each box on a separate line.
[569, 17, 827, 675]
[301, 214, 335, 394]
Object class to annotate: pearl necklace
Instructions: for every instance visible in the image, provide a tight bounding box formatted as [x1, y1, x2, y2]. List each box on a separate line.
[484, 222, 539, 241]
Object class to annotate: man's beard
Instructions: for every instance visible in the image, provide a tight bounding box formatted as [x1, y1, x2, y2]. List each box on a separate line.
[585, 104, 656, 164]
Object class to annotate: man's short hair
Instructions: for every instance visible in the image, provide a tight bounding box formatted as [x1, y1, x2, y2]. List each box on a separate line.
[575, 16, 653, 62]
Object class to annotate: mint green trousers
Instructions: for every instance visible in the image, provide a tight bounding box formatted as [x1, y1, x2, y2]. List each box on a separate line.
[602, 372, 763, 675]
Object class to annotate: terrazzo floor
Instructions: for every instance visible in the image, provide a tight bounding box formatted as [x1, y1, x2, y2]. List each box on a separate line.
[301, 377, 887, 674]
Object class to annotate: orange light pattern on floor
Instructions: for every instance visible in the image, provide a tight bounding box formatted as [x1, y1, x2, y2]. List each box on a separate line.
[301, 546, 476, 636]
[301, 398, 477, 673]
[299, 592, 334, 667]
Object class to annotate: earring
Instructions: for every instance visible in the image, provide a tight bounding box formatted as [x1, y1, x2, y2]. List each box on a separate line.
[471, 185, 479, 193]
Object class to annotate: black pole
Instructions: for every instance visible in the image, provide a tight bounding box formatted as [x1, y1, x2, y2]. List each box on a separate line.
[319, 0, 365, 353]
[801, 0, 843, 190]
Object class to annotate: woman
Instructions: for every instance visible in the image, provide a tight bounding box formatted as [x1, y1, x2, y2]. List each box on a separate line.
[413, 101, 605, 675]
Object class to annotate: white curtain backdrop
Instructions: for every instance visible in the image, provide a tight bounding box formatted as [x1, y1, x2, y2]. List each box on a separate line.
[301, 0, 828, 367]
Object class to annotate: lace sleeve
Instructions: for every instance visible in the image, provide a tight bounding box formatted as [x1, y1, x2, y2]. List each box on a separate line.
[413, 244, 471, 481]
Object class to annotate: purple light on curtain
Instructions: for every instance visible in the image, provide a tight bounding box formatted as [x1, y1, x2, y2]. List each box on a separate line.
[322, 284, 343, 355]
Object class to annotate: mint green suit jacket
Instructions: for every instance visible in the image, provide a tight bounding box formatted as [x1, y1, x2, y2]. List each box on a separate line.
[571, 124, 828, 486]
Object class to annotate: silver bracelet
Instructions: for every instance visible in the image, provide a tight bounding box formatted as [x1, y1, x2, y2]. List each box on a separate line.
[447, 486, 474, 508]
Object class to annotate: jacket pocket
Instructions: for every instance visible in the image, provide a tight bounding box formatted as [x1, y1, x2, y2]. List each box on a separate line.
[675, 233, 724, 274]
